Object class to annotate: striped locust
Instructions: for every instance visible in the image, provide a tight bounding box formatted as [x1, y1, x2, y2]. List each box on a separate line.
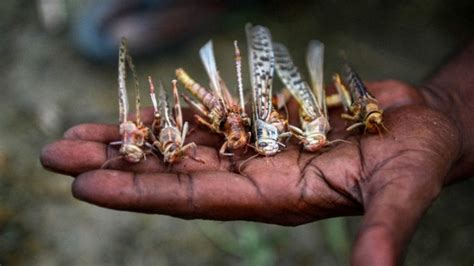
[246, 24, 290, 156]
[274, 40, 332, 152]
[176, 40, 251, 156]
[333, 63, 385, 134]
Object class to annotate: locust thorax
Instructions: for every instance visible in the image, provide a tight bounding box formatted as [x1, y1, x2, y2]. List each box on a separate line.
[223, 112, 248, 150]
[269, 110, 288, 135]
[163, 143, 181, 163]
[120, 144, 145, 163]
[119, 121, 148, 162]
[158, 127, 184, 163]
[255, 119, 280, 156]
[364, 102, 383, 133]
[302, 117, 330, 152]
[209, 108, 225, 133]
[303, 134, 327, 152]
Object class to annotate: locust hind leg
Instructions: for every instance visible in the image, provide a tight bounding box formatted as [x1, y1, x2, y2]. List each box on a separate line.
[181, 142, 205, 163]
[171, 80, 183, 131]
[194, 114, 214, 132]
[219, 141, 234, 156]
[341, 113, 360, 122]
[181, 94, 209, 117]
[181, 121, 190, 142]
[346, 122, 364, 132]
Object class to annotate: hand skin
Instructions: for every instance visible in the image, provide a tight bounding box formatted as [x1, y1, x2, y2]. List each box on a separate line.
[40, 41, 473, 266]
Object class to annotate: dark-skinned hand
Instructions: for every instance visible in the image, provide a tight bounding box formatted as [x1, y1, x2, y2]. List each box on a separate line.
[40, 80, 460, 265]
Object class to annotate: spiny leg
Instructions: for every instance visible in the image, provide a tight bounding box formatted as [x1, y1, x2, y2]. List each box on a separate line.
[288, 124, 304, 135]
[181, 121, 189, 142]
[219, 141, 234, 156]
[171, 79, 183, 131]
[181, 93, 209, 117]
[346, 122, 364, 131]
[341, 113, 360, 122]
[181, 142, 205, 163]
[194, 114, 214, 131]
[148, 76, 162, 133]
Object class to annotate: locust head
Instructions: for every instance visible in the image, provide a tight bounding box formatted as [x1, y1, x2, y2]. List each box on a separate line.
[119, 121, 147, 162]
[303, 134, 327, 152]
[255, 120, 280, 156]
[163, 143, 183, 164]
[255, 139, 279, 156]
[302, 118, 330, 151]
[365, 111, 384, 134]
[120, 144, 145, 163]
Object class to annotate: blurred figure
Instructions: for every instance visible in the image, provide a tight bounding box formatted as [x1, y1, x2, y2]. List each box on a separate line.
[70, 0, 250, 62]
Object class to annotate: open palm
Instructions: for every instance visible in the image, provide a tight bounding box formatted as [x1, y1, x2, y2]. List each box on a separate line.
[41, 80, 459, 265]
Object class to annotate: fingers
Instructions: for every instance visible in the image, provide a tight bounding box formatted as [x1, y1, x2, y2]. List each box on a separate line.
[41, 139, 230, 176]
[72, 169, 271, 221]
[64, 122, 223, 147]
[41, 140, 108, 176]
[352, 180, 440, 266]
[64, 123, 121, 143]
[365, 80, 424, 109]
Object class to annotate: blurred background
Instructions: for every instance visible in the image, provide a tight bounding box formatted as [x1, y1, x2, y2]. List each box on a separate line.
[0, 0, 473, 265]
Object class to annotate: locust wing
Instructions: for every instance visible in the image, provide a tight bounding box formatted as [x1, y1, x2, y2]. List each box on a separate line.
[306, 40, 327, 117]
[341, 63, 376, 103]
[157, 80, 175, 127]
[200, 40, 226, 104]
[333, 73, 352, 112]
[118, 38, 129, 123]
[273, 42, 322, 120]
[246, 24, 275, 122]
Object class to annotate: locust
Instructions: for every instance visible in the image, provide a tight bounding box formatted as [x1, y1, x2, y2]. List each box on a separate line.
[109, 37, 150, 164]
[175, 40, 251, 156]
[274, 40, 331, 152]
[333, 63, 385, 133]
[148, 77, 202, 164]
[246, 24, 290, 156]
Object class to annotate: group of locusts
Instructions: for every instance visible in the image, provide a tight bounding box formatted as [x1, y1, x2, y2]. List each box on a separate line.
[110, 24, 385, 168]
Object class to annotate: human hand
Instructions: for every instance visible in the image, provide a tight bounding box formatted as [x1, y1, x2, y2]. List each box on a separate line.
[41, 80, 460, 265]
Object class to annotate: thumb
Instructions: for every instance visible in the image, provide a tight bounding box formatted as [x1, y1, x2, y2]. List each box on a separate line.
[351, 171, 442, 266]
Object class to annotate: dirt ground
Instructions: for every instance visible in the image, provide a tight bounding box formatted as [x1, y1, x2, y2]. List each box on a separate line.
[1, 0, 473, 265]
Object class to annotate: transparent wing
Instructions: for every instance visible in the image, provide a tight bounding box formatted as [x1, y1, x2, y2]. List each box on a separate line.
[234, 40, 246, 115]
[333, 73, 352, 111]
[118, 38, 129, 123]
[246, 24, 275, 121]
[306, 40, 327, 117]
[274, 42, 322, 119]
[199, 40, 225, 103]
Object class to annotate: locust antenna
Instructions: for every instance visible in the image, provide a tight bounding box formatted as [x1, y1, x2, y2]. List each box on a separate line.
[238, 153, 259, 175]
[234, 40, 246, 116]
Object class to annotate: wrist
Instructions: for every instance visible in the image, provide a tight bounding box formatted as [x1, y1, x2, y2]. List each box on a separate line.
[419, 40, 474, 184]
